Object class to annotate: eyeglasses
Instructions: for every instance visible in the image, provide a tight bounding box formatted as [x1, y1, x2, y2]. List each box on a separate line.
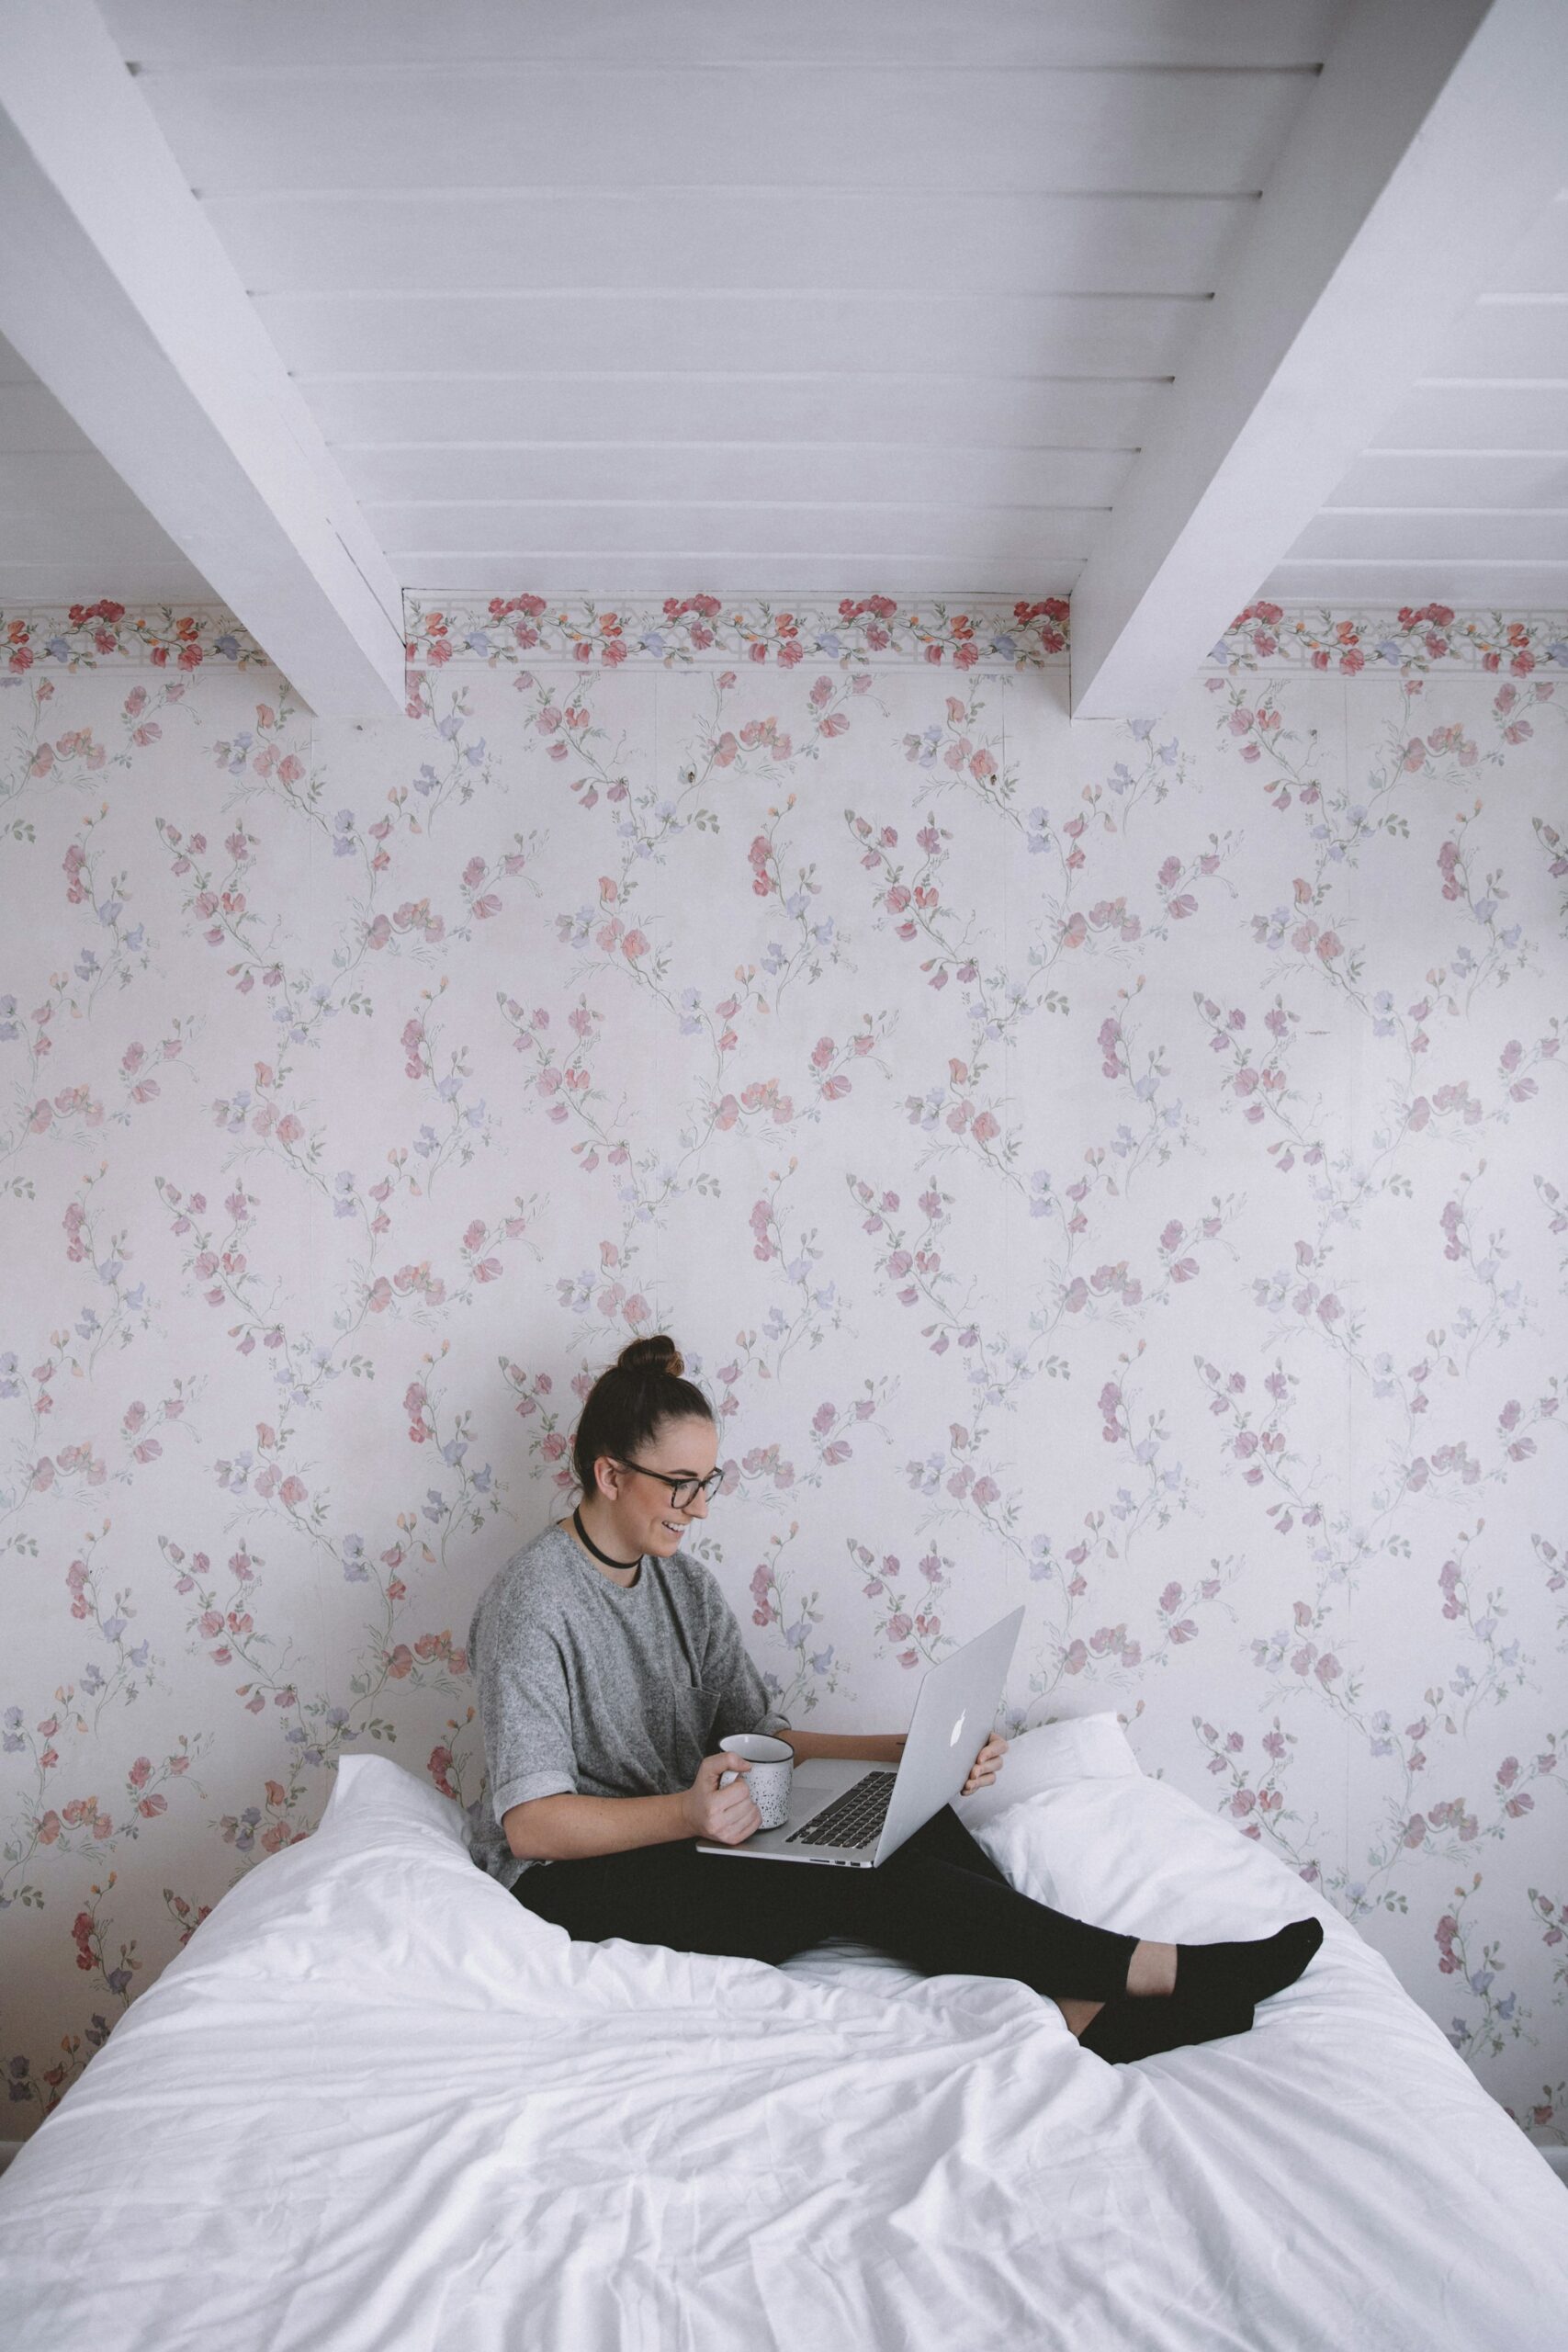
[615, 1459, 724, 1511]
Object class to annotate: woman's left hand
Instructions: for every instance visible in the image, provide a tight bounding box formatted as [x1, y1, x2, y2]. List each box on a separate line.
[961, 1730, 1009, 1796]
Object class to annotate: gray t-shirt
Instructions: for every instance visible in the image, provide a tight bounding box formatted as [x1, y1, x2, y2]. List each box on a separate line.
[467, 1519, 793, 1890]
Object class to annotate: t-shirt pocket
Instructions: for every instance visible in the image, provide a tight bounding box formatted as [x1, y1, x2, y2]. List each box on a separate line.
[667, 1670, 719, 1765]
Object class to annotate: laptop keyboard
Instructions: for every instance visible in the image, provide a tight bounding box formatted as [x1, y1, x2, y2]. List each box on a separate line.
[785, 1770, 897, 1849]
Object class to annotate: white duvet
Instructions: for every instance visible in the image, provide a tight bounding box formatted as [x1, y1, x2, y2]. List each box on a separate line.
[1, 1713, 1564, 2350]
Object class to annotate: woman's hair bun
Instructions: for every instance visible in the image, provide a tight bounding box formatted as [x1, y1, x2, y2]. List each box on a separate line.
[615, 1333, 684, 1380]
[573, 1334, 710, 1492]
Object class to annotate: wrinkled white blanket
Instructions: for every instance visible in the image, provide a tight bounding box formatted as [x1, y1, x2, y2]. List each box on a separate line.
[1, 1715, 1563, 2350]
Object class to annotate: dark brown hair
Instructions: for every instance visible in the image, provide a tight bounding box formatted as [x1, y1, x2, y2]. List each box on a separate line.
[570, 1334, 715, 1496]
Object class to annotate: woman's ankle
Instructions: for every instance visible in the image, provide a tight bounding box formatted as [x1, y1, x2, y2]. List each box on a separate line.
[1057, 1995, 1106, 2038]
[1124, 1939, 1178, 1996]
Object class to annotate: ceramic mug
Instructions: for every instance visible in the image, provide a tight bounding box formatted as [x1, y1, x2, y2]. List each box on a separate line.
[717, 1732, 795, 1830]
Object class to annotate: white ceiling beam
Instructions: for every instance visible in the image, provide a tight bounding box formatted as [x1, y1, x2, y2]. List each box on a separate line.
[1069, 0, 1568, 724]
[0, 0, 404, 718]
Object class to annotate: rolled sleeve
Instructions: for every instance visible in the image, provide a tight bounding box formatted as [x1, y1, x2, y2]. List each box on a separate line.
[491, 1765, 577, 1818]
[472, 1592, 579, 1831]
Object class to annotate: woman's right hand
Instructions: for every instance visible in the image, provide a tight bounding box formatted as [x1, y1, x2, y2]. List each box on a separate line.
[681, 1750, 762, 1843]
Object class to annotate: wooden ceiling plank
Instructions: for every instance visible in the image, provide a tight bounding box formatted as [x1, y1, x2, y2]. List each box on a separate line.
[0, 447, 161, 511]
[100, 0, 1346, 74]
[1372, 382, 1568, 449]
[1329, 449, 1568, 504]
[0, 0, 404, 717]
[1494, 190, 1568, 294]
[0, 327, 39, 379]
[340, 445, 1138, 508]
[382, 503, 1104, 565]
[201, 189, 1257, 302]
[0, 561, 213, 600]
[1259, 558, 1568, 601]
[1071, 0, 1568, 723]
[133, 67, 1314, 200]
[402, 554, 1083, 599]
[0, 388, 96, 453]
[1, 507, 236, 564]
[306, 376, 1171, 452]
[1292, 507, 1568, 560]
[1440, 298, 1568, 379]
[254, 289, 1211, 386]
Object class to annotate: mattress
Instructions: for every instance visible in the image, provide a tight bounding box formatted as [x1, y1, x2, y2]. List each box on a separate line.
[1, 1713, 1563, 2350]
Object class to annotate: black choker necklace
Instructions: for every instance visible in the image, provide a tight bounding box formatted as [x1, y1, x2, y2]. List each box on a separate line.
[572, 1506, 643, 1572]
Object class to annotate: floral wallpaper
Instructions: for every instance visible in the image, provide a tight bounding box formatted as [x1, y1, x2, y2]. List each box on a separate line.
[1, 593, 1565, 2154]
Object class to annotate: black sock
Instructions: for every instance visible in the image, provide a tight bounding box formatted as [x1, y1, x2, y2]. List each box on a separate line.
[1080, 1986, 1256, 2065]
[1171, 1917, 1323, 2007]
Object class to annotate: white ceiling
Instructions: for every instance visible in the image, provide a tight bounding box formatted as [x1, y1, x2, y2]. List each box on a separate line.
[0, 0, 1564, 669]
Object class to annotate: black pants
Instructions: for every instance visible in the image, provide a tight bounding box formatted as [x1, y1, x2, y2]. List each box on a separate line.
[513, 1803, 1141, 2002]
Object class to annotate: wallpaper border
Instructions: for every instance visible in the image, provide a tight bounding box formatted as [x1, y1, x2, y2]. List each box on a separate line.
[3, 595, 1567, 684]
[402, 594, 1071, 672]
[1, 602, 273, 675]
[1213, 602, 1568, 679]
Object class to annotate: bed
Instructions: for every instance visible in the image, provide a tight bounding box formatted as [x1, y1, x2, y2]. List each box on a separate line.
[1, 1712, 1563, 2349]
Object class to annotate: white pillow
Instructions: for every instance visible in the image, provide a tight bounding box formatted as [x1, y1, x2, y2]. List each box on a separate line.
[315, 1750, 468, 1849]
[956, 1715, 1342, 1944]
[942, 1710, 1140, 1912]
[953, 1709, 1143, 1830]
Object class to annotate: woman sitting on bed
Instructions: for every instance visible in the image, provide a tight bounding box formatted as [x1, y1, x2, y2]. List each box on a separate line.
[468, 1335, 1322, 2064]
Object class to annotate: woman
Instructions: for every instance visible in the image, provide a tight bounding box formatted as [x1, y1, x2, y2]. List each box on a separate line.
[468, 1335, 1323, 2063]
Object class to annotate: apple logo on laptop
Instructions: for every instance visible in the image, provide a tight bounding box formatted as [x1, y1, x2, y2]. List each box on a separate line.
[949, 1708, 966, 1747]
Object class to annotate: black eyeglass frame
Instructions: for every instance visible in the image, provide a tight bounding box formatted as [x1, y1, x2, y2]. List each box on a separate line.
[615, 1458, 724, 1511]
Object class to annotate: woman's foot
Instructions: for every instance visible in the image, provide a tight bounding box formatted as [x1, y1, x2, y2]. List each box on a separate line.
[1081, 1985, 1256, 2066]
[1066, 1917, 1323, 2046]
[1121, 1919, 1323, 2003]
[1171, 1917, 1324, 2006]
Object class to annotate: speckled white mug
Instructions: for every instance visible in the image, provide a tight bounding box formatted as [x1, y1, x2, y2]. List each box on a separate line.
[717, 1732, 794, 1830]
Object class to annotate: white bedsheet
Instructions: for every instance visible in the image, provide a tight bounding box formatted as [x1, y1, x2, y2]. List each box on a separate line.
[1, 1718, 1564, 2350]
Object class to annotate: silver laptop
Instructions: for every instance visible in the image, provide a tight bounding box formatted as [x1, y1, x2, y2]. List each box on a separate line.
[695, 1607, 1022, 1869]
